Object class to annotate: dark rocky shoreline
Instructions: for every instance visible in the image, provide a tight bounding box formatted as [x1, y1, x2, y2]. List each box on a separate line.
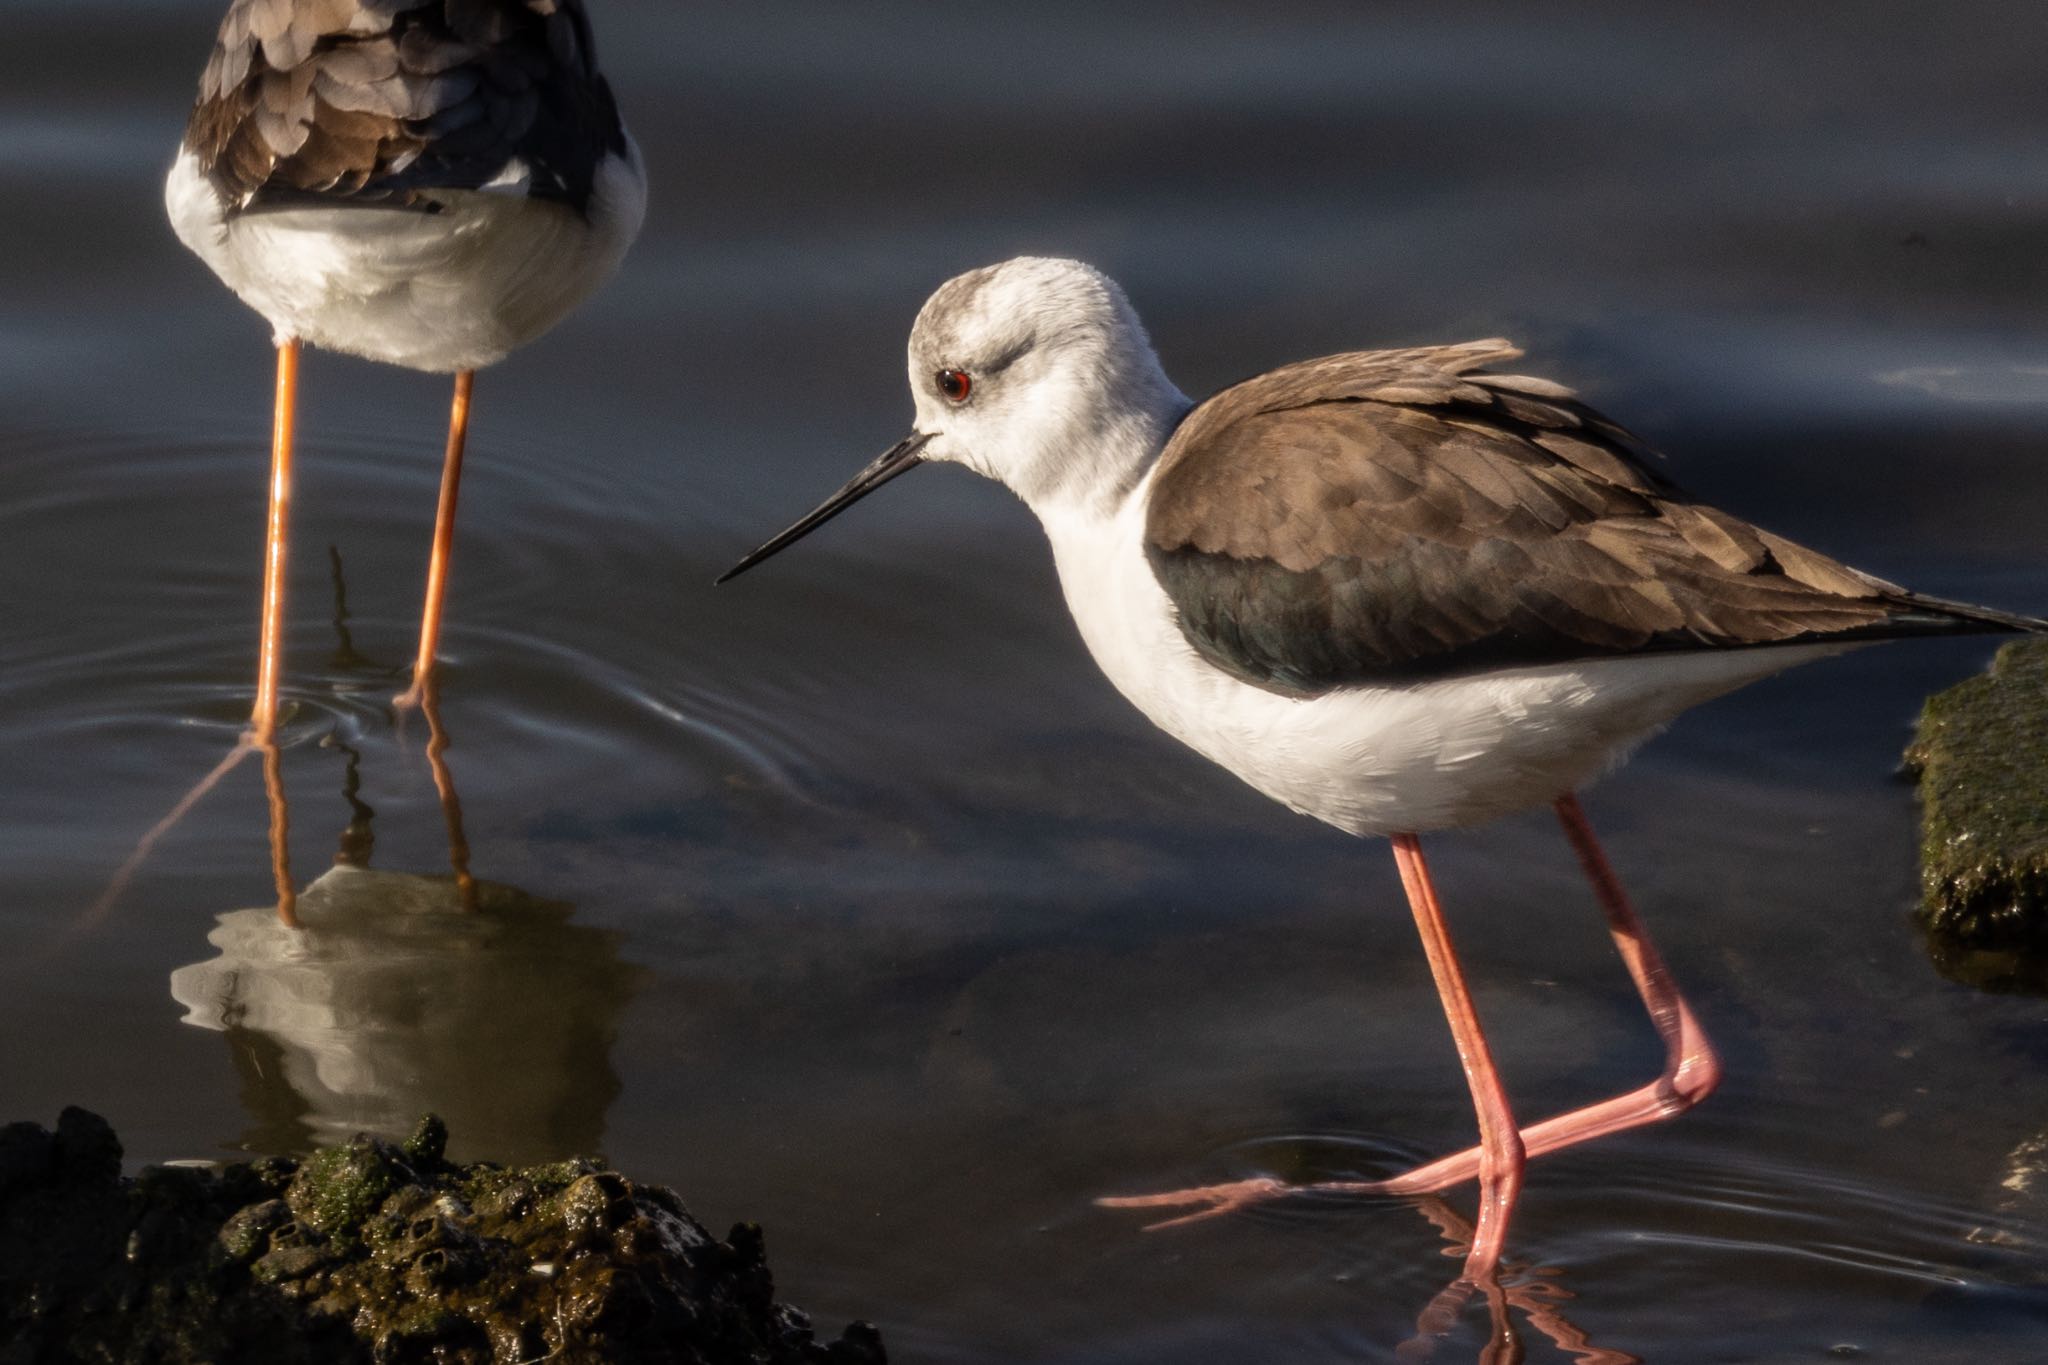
[0, 1109, 884, 1364]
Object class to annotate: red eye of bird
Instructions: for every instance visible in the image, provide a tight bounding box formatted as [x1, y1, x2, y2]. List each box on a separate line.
[936, 368, 973, 403]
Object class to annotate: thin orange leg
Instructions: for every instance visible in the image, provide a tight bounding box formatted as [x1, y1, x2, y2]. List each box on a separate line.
[84, 343, 304, 931]
[251, 337, 301, 744]
[395, 369, 474, 710]
[1100, 793, 1717, 1231]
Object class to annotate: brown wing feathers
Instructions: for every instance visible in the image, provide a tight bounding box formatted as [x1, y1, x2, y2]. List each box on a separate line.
[1147, 345, 2040, 694]
[185, 0, 624, 213]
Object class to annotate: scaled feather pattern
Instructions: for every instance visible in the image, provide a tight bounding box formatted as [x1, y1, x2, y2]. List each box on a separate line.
[184, 0, 626, 213]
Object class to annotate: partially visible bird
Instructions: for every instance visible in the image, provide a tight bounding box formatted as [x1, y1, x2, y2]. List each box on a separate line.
[720, 256, 2046, 1282]
[166, 0, 645, 737]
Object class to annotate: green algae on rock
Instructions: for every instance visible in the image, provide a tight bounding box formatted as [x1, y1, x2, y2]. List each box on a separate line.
[1904, 639, 2048, 953]
[0, 1110, 886, 1364]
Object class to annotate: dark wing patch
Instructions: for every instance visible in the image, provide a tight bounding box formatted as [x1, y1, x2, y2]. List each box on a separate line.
[184, 0, 626, 214]
[1146, 344, 2037, 694]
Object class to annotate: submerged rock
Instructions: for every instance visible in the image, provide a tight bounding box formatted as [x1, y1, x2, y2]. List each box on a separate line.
[1905, 639, 2048, 957]
[0, 1110, 885, 1364]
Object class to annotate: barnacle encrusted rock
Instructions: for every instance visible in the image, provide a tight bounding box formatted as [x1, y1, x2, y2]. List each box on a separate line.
[1904, 640, 2048, 954]
[0, 1109, 886, 1364]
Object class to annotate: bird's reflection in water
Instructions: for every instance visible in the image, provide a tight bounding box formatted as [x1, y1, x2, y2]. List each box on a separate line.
[167, 552, 638, 1165]
[1395, 1197, 1639, 1365]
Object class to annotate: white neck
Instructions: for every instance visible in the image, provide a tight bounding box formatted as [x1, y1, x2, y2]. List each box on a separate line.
[1013, 379, 1195, 519]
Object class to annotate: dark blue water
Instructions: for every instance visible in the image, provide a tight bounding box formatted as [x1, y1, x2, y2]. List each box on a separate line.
[4, 3, 2048, 1359]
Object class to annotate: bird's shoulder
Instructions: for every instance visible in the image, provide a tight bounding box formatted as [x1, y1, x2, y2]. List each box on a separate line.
[184, 0, 626, 214]
[1141, 341, 1918, 693]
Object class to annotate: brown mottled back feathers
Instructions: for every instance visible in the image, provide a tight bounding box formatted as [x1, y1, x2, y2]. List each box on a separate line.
[1145, 343, 2037, 694]
[183, 0, 625, 213]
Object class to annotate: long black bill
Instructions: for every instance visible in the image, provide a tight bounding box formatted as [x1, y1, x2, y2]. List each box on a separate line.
[715, 432, 934, 585]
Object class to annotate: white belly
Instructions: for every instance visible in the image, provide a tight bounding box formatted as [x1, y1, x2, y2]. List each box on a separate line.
[1039, 477, 1852, 836]
[163, 142, 646, 373]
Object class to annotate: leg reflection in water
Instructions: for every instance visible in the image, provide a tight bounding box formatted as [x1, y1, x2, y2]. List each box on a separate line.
[92, 544, 473, 927]
[90, 546, 638, 1160]
[168, 681, 640, 1164]
[1398, 1196, 1641, 1365]
[261, 731, 297, 927]
[90, 723, 306, 930]
[419, 672, 477, 911]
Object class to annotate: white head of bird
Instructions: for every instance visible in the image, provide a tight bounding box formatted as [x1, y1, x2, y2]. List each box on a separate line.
[903, 257, 1191, 510]
[714, 258, 1188, 583]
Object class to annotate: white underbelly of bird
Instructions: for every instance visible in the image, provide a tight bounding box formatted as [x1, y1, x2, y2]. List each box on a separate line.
[1040, 476, 1852, 835]
[163, 145, 645, 373]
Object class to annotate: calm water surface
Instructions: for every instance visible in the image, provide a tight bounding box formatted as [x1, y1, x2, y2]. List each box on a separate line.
[5, 3, 2048, 1360]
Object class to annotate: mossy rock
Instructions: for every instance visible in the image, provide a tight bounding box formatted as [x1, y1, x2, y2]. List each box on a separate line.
[0, 1110, 886, 1364]
[1905, 639, 2048, 955]
[285, 1135, 410, 1249]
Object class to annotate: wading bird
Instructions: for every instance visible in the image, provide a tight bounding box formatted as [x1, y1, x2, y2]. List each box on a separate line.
[720, 256, 2045, 1282]
[166, 0, 644, 739]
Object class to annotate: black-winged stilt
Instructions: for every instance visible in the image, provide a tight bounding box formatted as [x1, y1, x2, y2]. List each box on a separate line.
[720, 256, 2046, 1282]
[166, 0, 644, 740]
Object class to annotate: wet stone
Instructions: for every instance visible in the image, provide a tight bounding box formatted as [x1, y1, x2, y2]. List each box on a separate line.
[401, 1112, 450, 1169]
[560, 1170, 634, 1238]
[52, 1106, 122, 1187]
[253, 1241, 337, 1284]
[1905, 640, 2048, 954]
[0, 1109, 889, 1364]
[217, 1198, 291, 1263]
[286, 1135, 413, 1247]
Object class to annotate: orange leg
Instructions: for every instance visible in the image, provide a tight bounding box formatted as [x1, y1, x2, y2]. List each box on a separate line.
[1100, 794, 1718, 1239]
[395, 370, 474, 710]
[91, 340, 305, 931]
[251, 337, 301, 744]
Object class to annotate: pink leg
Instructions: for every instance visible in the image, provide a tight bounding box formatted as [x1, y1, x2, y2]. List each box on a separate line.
[1372, 795, 1719, 1193]
[1099, 792, 1718, 1224]
[1389, 833, 1524, 1280]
